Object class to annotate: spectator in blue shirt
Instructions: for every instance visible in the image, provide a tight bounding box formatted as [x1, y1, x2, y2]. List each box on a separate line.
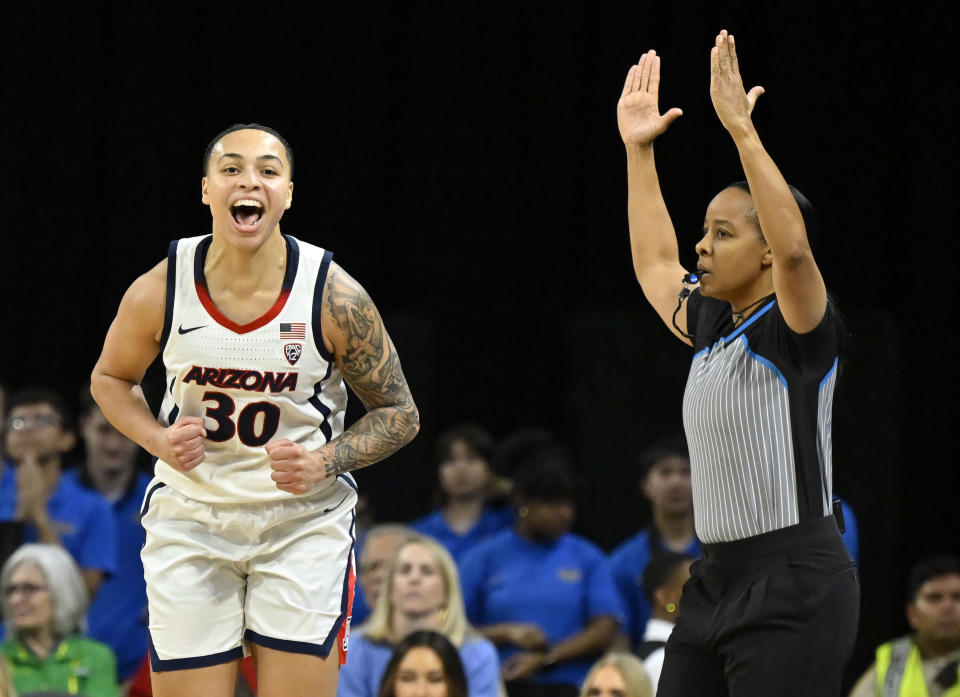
[0, 381, 23, 575]
[411, 424, 511, 568]
[608, 437, 700, 650]
[62, 387, 151, 684]
[460, 432, 624, 696]
[0, 388, 117, 598]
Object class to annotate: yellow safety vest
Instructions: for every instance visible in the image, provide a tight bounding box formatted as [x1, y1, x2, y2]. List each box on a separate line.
[875, 637, 960, 697]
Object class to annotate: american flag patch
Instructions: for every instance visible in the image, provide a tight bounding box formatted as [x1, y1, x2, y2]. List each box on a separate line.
[280, 322, 306, 339]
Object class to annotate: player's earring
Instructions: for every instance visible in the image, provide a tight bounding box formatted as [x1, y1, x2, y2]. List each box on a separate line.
[666, 602, 677, 613]
[518, 506, 529, 518]
[437, 606, 448, 624]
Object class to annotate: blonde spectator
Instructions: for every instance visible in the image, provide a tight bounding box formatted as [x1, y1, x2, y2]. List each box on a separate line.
[339, 535, 502, 697]
[354, 524, 417, 624]
[580, 653, 653, 697]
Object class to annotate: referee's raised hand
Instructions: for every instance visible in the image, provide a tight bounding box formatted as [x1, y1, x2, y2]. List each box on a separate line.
[709, 30, 764, 136]
[617, 49, 683, 147]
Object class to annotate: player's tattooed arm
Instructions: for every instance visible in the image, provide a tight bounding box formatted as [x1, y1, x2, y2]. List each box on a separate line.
[319, 264, 420, 476]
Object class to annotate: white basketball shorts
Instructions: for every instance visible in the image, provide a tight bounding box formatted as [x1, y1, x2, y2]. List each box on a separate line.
[140, 475, 357, 672]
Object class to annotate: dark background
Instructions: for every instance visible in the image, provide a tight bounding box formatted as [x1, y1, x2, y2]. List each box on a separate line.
[1, 1, 956, 685]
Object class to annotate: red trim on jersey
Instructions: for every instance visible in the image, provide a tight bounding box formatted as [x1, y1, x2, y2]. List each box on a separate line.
[339, 552, 356, 665]
[195, 281, 292, 335]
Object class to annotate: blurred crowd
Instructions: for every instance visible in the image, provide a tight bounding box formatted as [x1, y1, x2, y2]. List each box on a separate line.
[0, 382, 957, 697]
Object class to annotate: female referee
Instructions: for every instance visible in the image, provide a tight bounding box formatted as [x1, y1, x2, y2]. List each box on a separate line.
[616, 31, 859, 696]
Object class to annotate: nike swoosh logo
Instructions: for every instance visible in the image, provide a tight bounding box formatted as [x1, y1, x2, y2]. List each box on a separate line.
[323, 494, 350, 514]
[178, 324, 207, 335]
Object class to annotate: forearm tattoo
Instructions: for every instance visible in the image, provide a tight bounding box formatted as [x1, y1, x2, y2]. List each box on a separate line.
[324, 268, 419, 476]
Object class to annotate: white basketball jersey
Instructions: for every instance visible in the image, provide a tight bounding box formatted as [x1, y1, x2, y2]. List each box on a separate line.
[155, 234, 350, 503]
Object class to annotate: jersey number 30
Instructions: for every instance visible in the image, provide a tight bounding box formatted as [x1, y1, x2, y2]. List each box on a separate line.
[201, 391, 281, 447]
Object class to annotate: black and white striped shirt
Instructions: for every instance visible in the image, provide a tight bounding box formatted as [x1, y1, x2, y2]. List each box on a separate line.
[682, 290, 839, 543]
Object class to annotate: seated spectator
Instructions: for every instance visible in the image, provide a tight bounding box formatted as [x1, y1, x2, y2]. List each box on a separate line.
[580, 652, 652, 697]
[0, 382, 19, 581]
[339, 535, 501, 697]
[849, 554, 960, 697]
[61, 387, 152, 684]
[460, 432, 623, 697]
[608, 438, 699, 651]
[0, 543, 118, 697]
[0, 388, 117, 597]
[411, 424, 511, 567]
[636, 552, 694, 691]
[354, 524, 417, 626]
[377, 630, 468, 697]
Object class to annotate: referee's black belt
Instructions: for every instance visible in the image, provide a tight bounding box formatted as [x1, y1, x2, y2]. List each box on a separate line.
[700, 515, 843, 565]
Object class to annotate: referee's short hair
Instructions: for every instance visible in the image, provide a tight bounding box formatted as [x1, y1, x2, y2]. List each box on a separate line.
[906, 554, 960, 605]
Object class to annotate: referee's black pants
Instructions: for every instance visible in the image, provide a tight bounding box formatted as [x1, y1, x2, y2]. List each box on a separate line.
[657, 515, 860, 697]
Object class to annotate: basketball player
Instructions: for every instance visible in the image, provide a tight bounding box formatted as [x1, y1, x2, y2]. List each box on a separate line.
[90, 124, 420, 697]
[616, 32, 858, 696]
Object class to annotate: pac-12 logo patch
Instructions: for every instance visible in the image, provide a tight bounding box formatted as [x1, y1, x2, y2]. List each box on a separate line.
[284, 343, 303, 366]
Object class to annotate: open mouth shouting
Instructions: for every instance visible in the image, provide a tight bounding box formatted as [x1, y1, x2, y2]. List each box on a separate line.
[230, 199, 264, 231]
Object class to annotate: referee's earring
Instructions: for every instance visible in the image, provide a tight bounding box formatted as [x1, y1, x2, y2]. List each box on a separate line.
[518, 506, 529, 518]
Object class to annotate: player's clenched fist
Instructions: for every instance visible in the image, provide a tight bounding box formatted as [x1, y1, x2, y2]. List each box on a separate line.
[266, 439, 325, 494]
[161, 417, 207, 472]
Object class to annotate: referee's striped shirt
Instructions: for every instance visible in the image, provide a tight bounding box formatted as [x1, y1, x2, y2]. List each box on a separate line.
[682, 290, 839, 544]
